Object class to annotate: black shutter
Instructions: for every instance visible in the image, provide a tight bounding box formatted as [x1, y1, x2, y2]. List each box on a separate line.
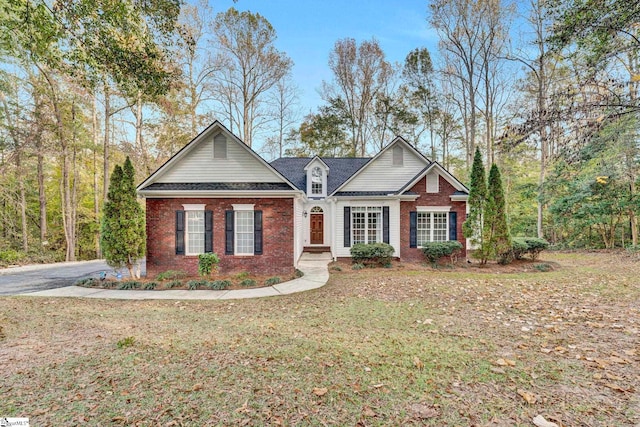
[175, 210, 185, 255]
[204, 210, 213, 253]
[225, 210, 234, 255]
[449, 211, 457, 241]
[383, 206, 390, 244]
[254, 210, 263, 255]
[343, 206, 351, 247]
[409, 211, 417, 248]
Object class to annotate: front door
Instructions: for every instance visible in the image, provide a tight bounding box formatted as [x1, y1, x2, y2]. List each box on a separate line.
[310, 214, 324, 244]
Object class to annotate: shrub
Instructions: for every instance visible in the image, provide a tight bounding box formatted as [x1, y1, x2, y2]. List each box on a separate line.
[421, 241, 463, 265]
[265, 277, 281, 286]
[350, 243, 395, 267]
[330, 265, 342, 272]
[0, 249, 25, 264]
[534, 263, 552, 272]
[187, 280, 207, 290]
[523, 237, 549, 261]
[352, 263, 365, 270]
[164, 280, 182, 289]
[511, 238, 529, 260]
[295, 269, 304, 278]
[144, 281, 158, 290]
[118, 280, 142, 290]
[156, 270, 187, 281]
[235, 271, 250, 280]
[75, 278, 98, 287]
[198, 253, 220, 277]
[207, 280, 231, 290]
[239, 278, 256, 287]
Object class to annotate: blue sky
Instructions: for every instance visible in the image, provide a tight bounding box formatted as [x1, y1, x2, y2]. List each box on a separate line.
[215, 0, 440, 114]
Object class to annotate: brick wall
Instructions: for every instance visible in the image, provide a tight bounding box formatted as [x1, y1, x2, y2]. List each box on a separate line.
[399, 175, 467, 263]
[146, 197, 295, 278]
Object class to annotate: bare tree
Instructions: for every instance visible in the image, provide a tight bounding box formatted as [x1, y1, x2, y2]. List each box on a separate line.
[264, 74, 300, 159]
[212, 8, 292, 147]
[322, 38, 393, 156]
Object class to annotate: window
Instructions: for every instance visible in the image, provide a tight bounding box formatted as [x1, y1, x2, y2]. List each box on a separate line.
[417, 212, 448, 245]
[235, 210, 254, 255]
[311, 166, 323, 195]
[214, 134, 227, 159]
[352, 207, 382, 244]
[393, 146, 403, 166]
[185, 211, 205, 255]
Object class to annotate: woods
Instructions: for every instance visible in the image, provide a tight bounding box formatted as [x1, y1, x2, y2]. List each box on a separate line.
[0, 0, 639, 264]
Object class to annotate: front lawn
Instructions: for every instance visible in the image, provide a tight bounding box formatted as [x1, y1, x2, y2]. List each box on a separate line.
[1, 251, 638, 426]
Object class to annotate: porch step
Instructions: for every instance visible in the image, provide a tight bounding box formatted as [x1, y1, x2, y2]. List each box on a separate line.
[303, 246, 331, 254]
[299, 252, 332, 262]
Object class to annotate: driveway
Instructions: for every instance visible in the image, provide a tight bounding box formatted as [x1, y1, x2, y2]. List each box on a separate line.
[0, 260, 137, 296]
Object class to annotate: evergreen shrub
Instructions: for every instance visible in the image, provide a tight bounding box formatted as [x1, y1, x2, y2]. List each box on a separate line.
[421, 241, 463, 265]
[350, 243, 395, 266]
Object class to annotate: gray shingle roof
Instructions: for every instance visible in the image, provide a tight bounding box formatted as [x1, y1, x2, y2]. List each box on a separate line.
[140, 182, 295, 192]
[333, 191, 395, 197]
[270, 157, 371, 195]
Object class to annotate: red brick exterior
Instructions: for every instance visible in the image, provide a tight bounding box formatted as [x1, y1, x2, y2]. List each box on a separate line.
[146, 197, 294, 278]
[400, 175, 467, 263]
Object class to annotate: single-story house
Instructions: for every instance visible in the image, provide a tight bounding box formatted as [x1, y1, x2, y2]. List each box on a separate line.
[137, 121, 469, 277]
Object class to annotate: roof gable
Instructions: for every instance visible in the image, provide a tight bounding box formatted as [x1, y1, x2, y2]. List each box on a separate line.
[334, 137, 430, 194]
[138, 121, 297, 192]
[398, 162, 469, 195]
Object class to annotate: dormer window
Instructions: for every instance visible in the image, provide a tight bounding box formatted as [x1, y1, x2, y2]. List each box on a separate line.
[311, 167, 323, 195]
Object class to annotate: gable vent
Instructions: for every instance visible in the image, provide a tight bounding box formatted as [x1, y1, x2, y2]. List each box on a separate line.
[426, 173, 439, 193]
[214, 134, 227, 159]
[393, 146, 403, 166]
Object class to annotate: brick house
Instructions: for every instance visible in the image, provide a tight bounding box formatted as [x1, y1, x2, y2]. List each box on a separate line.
[137, 121, 468, 277]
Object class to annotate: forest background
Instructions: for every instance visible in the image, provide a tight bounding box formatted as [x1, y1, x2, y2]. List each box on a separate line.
[0, 0, 638, 263]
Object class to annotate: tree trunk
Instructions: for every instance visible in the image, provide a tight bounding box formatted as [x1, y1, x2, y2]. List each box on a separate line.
[16, 151, 28, 252]
[93, 94, 102, 258]
[33, 88, 48, 245]
[103, 83, 110, 202]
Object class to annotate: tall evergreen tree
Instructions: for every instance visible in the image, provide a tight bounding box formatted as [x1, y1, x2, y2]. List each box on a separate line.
[463, 147, 488, 261]
[483, 163, 512, 263]
[101, 157, 146, 279]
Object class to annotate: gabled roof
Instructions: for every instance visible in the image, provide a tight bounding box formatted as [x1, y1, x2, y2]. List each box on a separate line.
[331, 136, 431, 195]
[303, 155, 330, 171]
[270, 157, 371, 195]
[397, 161, 469, 195]
[137, 121, 299, 194]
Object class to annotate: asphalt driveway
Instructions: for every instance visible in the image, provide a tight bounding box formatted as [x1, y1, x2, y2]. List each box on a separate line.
[0, 260, 137, 296]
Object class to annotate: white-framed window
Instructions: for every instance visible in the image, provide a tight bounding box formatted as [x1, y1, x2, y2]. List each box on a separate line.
[233, 204, 254, 255]
[417, 212, 448, 245]
[182, 204, 206, 255]
[352, 206, 382, 244]
[311, 166, 323, 195]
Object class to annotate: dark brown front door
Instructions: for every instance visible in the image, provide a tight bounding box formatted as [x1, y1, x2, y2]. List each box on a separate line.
[310, 214, 324, 244]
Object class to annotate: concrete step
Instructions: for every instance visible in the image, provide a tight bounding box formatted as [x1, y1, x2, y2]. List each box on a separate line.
[299, 252, 332, 261]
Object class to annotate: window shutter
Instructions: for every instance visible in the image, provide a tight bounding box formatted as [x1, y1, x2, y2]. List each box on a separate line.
[383, 206, 390, 244]
[204, 210, 213, 253]
[449, 211, 457, 241]
[225, 210, 234, 255]
[175, 211, 185, 255]
[343, 207, 351, 247]
[254, 210, 263, 255]
[409, 211, 417, 248]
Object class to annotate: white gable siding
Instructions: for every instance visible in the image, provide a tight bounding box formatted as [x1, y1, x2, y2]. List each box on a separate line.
[334, 199, 400, 258]
[341, 146, 426, 192]
[157, 134, 285, 183]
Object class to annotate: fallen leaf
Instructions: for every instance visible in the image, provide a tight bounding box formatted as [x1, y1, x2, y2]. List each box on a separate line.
[362, 406, 376, 417]
[494, 358, 516, 367]
[517, 389, 537, 404]
[413, 356, 424, 370]
[192, 383, 203, 391]
[532, 414, 559, 427]
[604, 383, 627, 393]
[409, 403, 438, 419]
[312, 387, 328, 396]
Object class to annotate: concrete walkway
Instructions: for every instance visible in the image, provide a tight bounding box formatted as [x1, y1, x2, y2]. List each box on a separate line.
[24, 253, 331, 301]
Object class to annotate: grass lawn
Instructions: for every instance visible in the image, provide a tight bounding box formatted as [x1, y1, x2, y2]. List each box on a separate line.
[1, 251, 638, 426]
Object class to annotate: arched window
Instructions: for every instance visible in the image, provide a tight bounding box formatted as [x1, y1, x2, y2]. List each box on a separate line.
[311, 206, 323, 213]
[311, 166, 323, 195]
